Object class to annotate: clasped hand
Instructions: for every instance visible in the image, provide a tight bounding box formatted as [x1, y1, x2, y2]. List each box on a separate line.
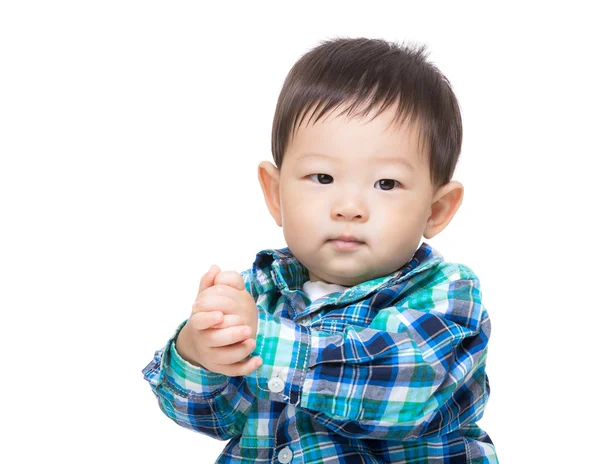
[175, 264, 262, 376]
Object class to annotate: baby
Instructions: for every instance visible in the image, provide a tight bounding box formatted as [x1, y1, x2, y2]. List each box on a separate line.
[143, 37, 498, 463]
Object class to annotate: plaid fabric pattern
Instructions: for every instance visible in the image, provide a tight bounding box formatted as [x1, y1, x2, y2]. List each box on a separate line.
[142, 242, 498, 463]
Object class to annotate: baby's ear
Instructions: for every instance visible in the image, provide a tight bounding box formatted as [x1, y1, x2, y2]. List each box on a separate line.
[423, 180, 464, 239]
[257, 161, 282, 227]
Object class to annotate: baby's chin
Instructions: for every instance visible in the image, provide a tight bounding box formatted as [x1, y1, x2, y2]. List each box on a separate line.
[294, 246, 386, 285]
[307, 265, 379, 287]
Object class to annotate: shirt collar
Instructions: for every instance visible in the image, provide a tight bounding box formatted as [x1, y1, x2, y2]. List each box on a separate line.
[250, 241, 443, 304]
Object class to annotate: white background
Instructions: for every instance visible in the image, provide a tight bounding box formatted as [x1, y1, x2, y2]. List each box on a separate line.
[1, 1, 598, 462]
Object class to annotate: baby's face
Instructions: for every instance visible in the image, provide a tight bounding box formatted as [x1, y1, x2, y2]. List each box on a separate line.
[277, 104, 436, 286]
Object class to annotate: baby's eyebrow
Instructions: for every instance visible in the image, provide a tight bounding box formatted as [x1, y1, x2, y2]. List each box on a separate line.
[374, 156, 415, 171]
[297, 152, 414, 171]
[297, 153, 336, 161]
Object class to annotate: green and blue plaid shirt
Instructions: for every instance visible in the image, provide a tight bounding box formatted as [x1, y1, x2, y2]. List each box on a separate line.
[142, 242, 498, 463]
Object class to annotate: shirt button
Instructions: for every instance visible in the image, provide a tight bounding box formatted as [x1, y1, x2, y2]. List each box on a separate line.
[268, 377, 285, 393]
[277, 446, 293, 463]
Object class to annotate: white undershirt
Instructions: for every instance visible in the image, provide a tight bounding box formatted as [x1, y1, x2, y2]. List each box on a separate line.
[302, 280, 349, 302]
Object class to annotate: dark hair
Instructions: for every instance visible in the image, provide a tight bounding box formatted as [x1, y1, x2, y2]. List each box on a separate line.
[271, 37, 463, 191]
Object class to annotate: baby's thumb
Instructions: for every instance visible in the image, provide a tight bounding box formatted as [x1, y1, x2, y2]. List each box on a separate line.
[214, 270, 245, 291]
[197, 264, 222, 296]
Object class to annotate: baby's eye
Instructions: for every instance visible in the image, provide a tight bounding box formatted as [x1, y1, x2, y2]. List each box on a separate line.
[375, 179, 401, 191]
[309, 173, 333, 184]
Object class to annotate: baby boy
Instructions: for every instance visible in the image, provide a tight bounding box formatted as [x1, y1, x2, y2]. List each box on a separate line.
[143, 37, 498, 463]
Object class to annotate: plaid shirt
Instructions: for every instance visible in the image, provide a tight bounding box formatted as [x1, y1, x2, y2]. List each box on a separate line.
[142, 242, 498, 463]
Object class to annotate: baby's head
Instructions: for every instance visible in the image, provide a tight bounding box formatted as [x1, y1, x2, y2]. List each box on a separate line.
[258, 37, 464, 286]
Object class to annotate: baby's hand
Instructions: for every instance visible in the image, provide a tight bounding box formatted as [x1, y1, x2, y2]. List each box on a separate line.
[209, 270, 259, 339]
[191, 265, 248, 331]
[175, 265, 262, 376]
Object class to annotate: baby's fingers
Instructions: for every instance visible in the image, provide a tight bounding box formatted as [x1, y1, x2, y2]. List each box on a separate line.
[205, 325, 252, 348]
[214, 356, 263, 377]
[189, 311, 223, 331]
[211, 313, 245, 329]
[210, 337, 256, 364]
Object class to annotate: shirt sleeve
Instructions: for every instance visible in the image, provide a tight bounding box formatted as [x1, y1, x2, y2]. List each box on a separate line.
[245, 263, 492, 441]
[141, 323, 257, 440]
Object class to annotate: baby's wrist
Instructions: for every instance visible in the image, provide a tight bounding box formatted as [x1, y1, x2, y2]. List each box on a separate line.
[174, 322, 204, 368]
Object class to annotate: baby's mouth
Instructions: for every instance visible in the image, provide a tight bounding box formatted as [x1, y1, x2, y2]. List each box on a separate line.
[327, 237, 365, 251]
[329, 234, 364, 243]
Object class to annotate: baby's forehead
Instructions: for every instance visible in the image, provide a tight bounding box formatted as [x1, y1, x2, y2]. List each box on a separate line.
[288, 111, 427, 163]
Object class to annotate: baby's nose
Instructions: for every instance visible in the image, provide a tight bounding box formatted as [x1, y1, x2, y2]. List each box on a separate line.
[331, 199, 368, 221]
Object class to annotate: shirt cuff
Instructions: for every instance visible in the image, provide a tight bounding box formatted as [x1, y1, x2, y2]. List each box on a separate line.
[164, 320, 231, 396]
